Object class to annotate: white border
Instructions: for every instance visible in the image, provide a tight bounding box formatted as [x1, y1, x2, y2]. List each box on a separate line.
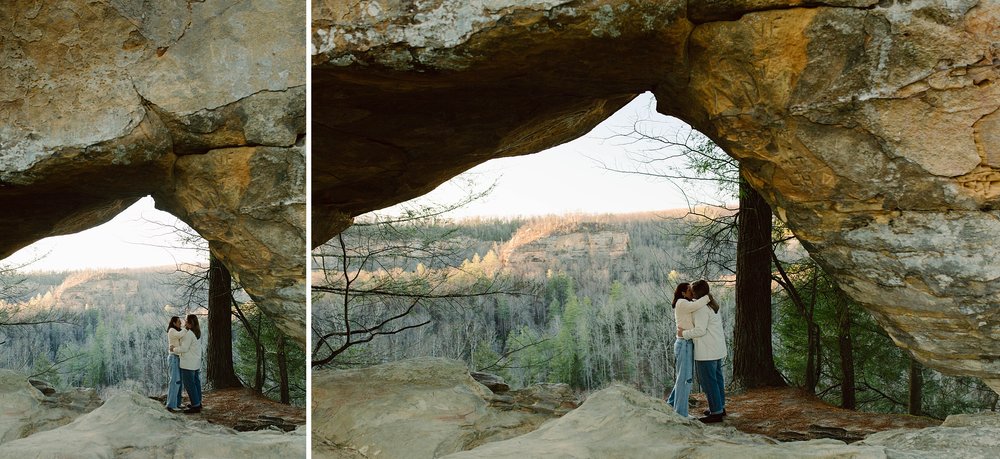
[304, 0, 313, 456]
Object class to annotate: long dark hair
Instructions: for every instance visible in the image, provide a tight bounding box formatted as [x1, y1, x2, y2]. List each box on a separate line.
[167, 316, 182, 332]
[185, 314, 202, 339]
[671, 283, 690, 309]
[692, 279, 720, 313]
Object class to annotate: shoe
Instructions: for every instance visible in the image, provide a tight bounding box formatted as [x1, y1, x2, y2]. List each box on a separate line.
[699, 413, 724, 424]
[703, 408, 727, 417]
[166, 407, 181, 413]
[183, 405, 202, 414]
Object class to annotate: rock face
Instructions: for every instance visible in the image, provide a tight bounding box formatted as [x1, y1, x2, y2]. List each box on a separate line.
[1, 1, 306, 343]
[312, 357, 577, 458]
[313, 1, 1000, 387]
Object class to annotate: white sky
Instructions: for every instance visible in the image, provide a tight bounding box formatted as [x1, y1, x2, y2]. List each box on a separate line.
[2, 93, 722, 271]
[382, 92, 723, 219]
[3, 196, 204, 272]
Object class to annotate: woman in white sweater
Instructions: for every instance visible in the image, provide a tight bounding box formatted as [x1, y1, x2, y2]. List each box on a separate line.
[165, 316, 185, 412]
[175, 314, 203, 414]
[679, 280, 727, 423]
[667, 282, 710, 418]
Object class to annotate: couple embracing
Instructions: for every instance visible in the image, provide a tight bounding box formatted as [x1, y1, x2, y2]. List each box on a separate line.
[667, 279, 727, 423]
[165, 314, 204, 414]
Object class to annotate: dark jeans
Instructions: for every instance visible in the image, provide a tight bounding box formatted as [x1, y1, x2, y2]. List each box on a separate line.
[696, 359, 725, 414]
[180, 368, 202, 407]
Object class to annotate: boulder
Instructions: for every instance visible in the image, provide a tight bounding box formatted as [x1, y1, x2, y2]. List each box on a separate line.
[27, 379, 54, 396]
[504, 383, 578, 417]
[471, 372, 510, 393]
[0, 370, 100, 443]
[313, 0, 1000, 387]
[0, 0, 306, 344]
[312, 358, 573, 458]
[0, 391, 306, 458]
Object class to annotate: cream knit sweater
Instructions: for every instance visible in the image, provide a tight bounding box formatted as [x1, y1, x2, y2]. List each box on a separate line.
[674, 295, 709, 331]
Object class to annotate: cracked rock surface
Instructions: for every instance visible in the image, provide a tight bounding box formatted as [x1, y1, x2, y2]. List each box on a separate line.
[1, 0, 306, 343]
[312, 358, 579, 459]
[311, 358, 1000, 458]
[0, 370, 305, 458]
[313, 0, 1000, 389]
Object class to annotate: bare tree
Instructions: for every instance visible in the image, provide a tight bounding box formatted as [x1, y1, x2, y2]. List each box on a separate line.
[0, 257, 76, 346]
[311, 181, 530, 368]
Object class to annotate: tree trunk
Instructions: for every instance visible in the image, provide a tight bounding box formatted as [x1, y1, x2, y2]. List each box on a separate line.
[733, 171, 786, 389]
[254, 312, 266, 393]
[277, 334, 290, 404]
[908, 357, 923, 415]
[206, 249, 242, 389]
[837, 297, 856, 409]
[806, 272, 821, 394]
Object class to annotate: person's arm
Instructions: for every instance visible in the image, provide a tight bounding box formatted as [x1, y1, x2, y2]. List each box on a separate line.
[675, 295, 709, 314]
[176, 333, 193, 355]
[682, 308, 710, 339]
[168, 329, 179, 352]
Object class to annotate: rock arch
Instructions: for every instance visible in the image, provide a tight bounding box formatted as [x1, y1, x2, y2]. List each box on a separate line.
[313, 0, 1000, 391]
[1, 1, 306, 343]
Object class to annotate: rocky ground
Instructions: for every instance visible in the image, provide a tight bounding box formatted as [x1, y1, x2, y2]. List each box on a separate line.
[314, 358, 1000, 459]
[154, 387, 305, 432]
[687, 386, 941, 443]
[0, 370, 305, 458]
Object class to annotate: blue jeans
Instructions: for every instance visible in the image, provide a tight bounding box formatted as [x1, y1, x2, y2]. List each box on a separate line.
[180, 368, 202, 408]
[667, 338, 694, 417]
[696, 359, 726, 414]
[166, 354, 182, 409]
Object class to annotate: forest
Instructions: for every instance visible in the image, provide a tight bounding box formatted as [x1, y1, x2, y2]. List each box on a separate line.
[0, 266, 305, 407]
[311, 210, 998, 419]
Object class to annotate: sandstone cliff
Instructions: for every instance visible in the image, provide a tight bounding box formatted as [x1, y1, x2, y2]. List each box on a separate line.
[1, 1, 306, 343]
[313, 0, 1000, 390]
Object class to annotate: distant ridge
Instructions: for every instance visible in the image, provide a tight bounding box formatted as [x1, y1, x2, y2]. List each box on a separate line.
[454, 205, 737, 224]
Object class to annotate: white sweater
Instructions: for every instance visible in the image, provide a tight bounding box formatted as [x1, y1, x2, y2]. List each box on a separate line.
[674, 295, 709, 331]
[176, 330, 202, 371]
[167, 328, 185, 355]
[683, 304, 727, 361]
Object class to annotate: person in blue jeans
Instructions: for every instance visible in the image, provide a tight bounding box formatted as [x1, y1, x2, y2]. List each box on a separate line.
[165, 316, 185, 412]
[680, 279, 728, 423]
[667, 282, 710, 417]
[176, 314, 203, 414]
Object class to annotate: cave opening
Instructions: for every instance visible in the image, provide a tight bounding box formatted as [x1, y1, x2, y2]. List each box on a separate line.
[312, 91, 743, 390]
[0, 196, 226, 398]
[314, 88, 1000, 421]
